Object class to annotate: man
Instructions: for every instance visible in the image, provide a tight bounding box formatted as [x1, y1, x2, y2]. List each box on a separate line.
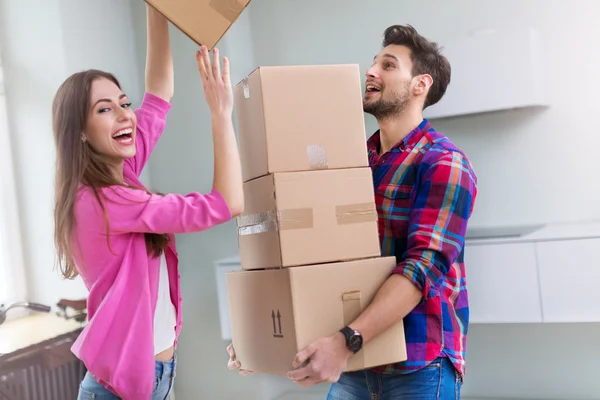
[228, 24, 477, 399]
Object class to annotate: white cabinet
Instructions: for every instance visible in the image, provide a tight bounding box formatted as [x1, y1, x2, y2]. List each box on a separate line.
[536, 238, 600, 323]
[424, 26, 547, 120]
[465, 243, 543, 323]
[215, 256, 241, 341]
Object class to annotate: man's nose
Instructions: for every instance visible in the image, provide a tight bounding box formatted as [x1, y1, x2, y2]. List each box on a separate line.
[365, 65, 378, 79]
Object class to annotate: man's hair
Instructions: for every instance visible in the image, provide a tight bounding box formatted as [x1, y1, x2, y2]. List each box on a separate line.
[383, 25, 451, 108]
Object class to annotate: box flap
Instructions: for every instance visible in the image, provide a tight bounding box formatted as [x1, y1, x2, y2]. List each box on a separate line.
[274, 168, 380, 267]
[260, 64, 368, 175]
[237, 174, 282, 269]
[234, 67, 268, 182]
[288, 257, 407, 370]
[226, 269, 298, 375]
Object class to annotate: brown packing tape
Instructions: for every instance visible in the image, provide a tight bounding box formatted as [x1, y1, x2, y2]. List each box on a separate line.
[278, 208, 313, 230]
[306, 144, 328, 170]
[342, 291, 365, 371]
[336, 203, 378, 225]
[209, 0, 245, 23]
[236, 209, 313, 236]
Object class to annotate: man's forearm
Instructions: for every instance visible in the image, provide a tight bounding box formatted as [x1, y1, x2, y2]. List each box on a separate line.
[347, 274, 422, 344]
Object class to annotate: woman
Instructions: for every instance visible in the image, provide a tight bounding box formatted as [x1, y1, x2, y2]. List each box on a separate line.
[52, 5, 243, 400]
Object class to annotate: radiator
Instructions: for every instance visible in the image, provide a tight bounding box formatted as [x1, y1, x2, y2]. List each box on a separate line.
[0, 331, 86, 400]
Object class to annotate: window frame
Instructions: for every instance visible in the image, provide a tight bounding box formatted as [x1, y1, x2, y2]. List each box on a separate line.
[0, 45, 28, 316]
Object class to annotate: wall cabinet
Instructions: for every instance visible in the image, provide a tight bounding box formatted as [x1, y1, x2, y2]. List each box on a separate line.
[536, 238, 600, 323]
[465, 243, 542, 323]
[423, 26, 547, 120]
[465, 233, 600, 324]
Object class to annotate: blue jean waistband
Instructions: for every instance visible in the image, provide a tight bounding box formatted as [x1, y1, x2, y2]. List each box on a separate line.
[155, 352, 177, 379]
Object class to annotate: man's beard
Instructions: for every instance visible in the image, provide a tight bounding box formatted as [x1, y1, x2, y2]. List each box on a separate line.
[363, 85, 410, 121]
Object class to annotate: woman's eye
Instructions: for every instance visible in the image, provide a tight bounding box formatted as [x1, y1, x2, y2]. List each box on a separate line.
[121, 102, 132, 108]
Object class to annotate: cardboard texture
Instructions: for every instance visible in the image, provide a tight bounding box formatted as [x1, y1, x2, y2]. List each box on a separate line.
[236, 167, 381, 270]
[145, 0, 251, 50]
[226, 257, 408, 376]
[234, 64, 369, 182]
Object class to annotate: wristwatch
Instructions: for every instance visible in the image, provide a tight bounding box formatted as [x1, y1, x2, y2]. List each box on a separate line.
[339, 326, 363, 353]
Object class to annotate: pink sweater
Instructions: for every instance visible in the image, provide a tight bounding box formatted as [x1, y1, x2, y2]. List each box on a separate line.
[70, 92, 232, 399]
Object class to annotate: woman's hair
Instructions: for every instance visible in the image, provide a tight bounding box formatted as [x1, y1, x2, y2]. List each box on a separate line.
[52, 69, 169, 280]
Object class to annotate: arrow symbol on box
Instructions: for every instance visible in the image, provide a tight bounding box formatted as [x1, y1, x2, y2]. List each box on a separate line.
[277, 310, 282, 335]
[272, 309, 283, 338]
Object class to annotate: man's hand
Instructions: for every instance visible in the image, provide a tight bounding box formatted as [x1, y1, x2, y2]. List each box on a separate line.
[287, 332, 353, 387]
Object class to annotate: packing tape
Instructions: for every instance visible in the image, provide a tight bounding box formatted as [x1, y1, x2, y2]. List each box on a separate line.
[237, 203, 376, 236]
[209, 0, 245, 23]
[306, 144, 328, 170]
[236, 211, 277, 236]
[342, 291, 365, 371]
[278, 208, 313, 230]
[236, 209, 313, 236]
[336, 202, 378, 225]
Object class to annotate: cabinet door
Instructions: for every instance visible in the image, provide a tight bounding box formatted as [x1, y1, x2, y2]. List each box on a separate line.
[465, 242, 542, 323]
[536, 238, 600, 322]
[215, 259, 242, 340]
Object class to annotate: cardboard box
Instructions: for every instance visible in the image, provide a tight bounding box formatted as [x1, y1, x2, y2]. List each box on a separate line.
[226, 256, 407, 376]
[237, 167, 381, 270]
[145, 0, 251, 50]
[234, 64, 369, 182]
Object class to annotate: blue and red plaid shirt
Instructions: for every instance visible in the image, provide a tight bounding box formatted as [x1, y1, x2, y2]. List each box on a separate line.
[368, 119, 477, 377]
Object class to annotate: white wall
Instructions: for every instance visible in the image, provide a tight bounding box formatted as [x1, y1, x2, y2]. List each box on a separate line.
[0, 0, 147, 305]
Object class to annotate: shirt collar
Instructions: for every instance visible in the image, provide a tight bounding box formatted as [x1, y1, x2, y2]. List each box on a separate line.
[367, 119, 430, 160]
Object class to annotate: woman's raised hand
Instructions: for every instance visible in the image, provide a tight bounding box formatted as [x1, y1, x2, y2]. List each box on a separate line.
[196, 45, 233, 118]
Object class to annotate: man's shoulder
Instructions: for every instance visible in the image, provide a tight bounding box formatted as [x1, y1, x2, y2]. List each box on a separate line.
[424, 129, 461, 154]
[422, 129, 472, 166]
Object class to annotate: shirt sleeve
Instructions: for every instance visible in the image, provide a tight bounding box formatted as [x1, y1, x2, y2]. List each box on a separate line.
[391, 150, 477, 299]
[83, 185, 232, 235]
[124, 92, 172, 177]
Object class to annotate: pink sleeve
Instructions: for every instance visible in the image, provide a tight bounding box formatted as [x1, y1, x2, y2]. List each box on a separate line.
[125, 92, 172, 177]
[86, 186, 232, 234]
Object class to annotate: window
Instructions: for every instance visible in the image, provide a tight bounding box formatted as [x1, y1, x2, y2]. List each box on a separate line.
[0, 47, 27, 308]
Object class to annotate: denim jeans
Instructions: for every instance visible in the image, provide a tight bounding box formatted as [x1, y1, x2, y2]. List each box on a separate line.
[77, 354, 177, 400]
[327, 357, 462, 400]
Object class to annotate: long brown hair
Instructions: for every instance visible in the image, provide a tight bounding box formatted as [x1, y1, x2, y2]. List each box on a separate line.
[52, 69, 169, 280]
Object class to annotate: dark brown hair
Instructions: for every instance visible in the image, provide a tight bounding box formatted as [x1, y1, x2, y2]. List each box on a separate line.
[52, 69, 169, 280]
[383, 25, 451, 108]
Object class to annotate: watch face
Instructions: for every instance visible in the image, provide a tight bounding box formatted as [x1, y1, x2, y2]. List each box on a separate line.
[348, 334, 363, 352]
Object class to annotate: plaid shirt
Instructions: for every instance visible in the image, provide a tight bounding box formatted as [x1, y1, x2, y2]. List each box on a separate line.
[368, 119, 477, 376]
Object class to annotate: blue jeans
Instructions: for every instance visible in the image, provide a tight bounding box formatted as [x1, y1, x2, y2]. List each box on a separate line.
[327, 357, 462, 400]
[77, 354, 177, 400]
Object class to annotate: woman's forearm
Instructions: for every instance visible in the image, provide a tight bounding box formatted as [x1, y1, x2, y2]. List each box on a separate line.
[145, 4, 174, 101]
[211, 114, 244, 217]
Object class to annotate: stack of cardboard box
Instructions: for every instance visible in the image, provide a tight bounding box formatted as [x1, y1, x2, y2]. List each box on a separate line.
[227, 65, 408, 376]
[143, 0, 408, 376]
